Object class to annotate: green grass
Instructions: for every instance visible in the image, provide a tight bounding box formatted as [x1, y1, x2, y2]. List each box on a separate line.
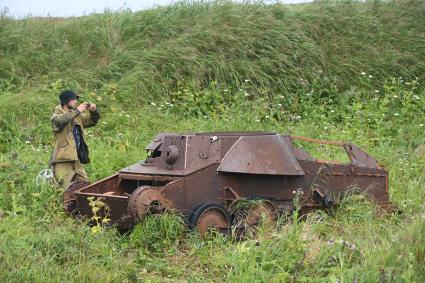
[1, 0, 424, 98]
[1, 0, 425, 282]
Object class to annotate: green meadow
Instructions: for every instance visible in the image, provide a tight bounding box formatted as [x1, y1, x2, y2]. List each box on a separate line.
[0, 0, 424, 281]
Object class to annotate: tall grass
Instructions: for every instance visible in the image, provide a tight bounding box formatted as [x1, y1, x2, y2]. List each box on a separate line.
[1, 79, 424, 281]
[1, 0, 424, 99]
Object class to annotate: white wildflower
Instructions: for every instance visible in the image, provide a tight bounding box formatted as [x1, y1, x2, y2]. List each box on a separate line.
[361, 71, 366, 75]
[244, 79, 250, 83]
[374, 90, 380, 93]
[368, 75, 373, 78]
[394, 113, 399, 116]
[150, 102, 156, 106]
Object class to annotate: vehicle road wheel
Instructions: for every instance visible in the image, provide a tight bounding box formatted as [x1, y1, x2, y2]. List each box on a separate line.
[245, 200, 277, 227]
[128, 186, 170, 222]
[189, 203, 231, 236]
[231, 199, 277, 230]
[63, 180, 91, 216]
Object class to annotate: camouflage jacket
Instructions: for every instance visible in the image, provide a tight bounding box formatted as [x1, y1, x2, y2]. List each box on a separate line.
[49, 105, 100, 165]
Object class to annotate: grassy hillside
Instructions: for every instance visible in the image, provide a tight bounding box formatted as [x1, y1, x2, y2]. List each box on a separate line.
[1, 0, 425, 282]
[1, 0, 424, 98]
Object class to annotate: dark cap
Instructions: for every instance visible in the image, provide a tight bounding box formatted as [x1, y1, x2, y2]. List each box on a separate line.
[59, 90, 79, 106]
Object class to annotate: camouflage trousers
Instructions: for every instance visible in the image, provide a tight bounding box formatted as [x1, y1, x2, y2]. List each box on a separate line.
[52, 160, 88, 189]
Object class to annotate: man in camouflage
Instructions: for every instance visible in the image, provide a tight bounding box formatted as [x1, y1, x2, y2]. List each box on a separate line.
[49, 90, 100, 188]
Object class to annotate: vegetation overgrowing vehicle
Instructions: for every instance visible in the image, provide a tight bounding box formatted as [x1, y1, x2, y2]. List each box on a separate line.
[1, 0, 425, 281]
[65, 132, 392, 236]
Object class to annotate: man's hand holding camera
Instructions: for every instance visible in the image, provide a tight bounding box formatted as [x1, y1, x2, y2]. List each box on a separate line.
[77, 102, 97, 113]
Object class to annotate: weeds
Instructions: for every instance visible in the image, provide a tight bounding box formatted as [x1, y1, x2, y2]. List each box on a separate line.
[87, 196, 111, 234]
[130, 212, 186, 255]
[1, 78, 424, 281]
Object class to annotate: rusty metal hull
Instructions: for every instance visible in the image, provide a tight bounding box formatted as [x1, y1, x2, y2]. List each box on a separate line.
[69, 132, 390, 229]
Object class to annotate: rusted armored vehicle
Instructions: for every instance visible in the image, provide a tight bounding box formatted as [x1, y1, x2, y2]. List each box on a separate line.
[64, 132, 390, 234]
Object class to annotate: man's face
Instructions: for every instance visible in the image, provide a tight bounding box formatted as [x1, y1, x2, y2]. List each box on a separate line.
[67, 99, 78, 109]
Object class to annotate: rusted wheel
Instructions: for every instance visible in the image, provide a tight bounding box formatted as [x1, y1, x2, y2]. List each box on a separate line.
[63, 180, 91, 216]
[245, 200, 277, 226]
[127, 186, 170, 222]
[189, 203, 231, 236]
[231, 199, 277, 229]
